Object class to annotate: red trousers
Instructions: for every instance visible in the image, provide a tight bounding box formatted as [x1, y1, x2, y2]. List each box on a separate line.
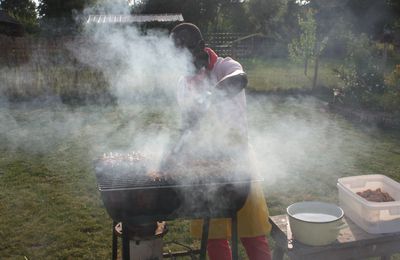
[207, 235, 272, 260]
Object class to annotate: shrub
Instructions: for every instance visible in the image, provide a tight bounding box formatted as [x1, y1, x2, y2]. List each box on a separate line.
[335, 33, 387, 111]
[381, 65, 400, 112]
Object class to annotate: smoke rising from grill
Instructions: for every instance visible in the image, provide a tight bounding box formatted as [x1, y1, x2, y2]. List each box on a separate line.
[247, 95, 364, 184]
[0, 1, 369, 190]
[69, 24, 193, 104]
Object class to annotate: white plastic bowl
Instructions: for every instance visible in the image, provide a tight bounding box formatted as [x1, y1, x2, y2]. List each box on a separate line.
[287, 201, 346, 246]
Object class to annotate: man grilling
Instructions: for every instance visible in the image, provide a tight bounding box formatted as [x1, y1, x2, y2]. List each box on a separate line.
[170, 23, 272, 260]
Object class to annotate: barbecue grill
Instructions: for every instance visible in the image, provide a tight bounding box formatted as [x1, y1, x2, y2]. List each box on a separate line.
[94, 152, 260, 260]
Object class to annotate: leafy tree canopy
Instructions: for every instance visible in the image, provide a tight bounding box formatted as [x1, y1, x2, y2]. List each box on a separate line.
[136, 0, 250, 32]
[0, 0, 38, 32]
[309, 0, 399, 39]
[247, 0, 288, 37]
[0, 0, 37, 21]
[38, 0, 97, 18]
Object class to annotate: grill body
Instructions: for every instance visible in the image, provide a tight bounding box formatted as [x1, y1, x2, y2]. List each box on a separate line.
[99, 182, 251, 224]
[94, 157, 255, 224]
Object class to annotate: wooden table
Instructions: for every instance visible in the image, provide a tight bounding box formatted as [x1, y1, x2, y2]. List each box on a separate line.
[270, 215, 400, 260]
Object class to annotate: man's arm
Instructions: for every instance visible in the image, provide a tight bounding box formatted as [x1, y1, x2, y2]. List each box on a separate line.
[215, 72, 248, 98]
[213, 57, 248, 99]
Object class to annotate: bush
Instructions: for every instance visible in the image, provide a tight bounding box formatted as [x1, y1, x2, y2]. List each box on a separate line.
[335, 33, 387, 111]
[381, 65, 400, 112]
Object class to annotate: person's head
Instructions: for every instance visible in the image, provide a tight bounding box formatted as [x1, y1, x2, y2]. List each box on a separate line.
[170, 23, 208, 71]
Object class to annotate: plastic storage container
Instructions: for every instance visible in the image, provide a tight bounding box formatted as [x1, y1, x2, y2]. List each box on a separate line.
[337, 174, 400, 234]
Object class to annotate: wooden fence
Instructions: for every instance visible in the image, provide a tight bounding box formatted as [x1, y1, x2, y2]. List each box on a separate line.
[0, 35, 109, 102]
[205, 32, 266, 58]
[0, 35, 68, 65]
[0, 32, 263, 101]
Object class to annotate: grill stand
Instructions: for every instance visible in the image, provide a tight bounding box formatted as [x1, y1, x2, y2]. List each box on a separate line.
[112, 221, 118, 260]
[112, 213, 239, 260]
[122, 224, 130, 260]
[199, 217, 210, 259]
[199, 214, 238, 260]
[232, 213, 238, 260]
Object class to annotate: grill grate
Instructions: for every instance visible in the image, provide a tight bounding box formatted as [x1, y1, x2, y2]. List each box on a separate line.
[96, 175, 170, 190]
[96, 171, 254, 190]
[94, 152, 254, 190]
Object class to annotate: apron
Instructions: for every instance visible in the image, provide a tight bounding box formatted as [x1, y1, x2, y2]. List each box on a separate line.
[191, 179, 271, 239]
[177, 48, 272, 239]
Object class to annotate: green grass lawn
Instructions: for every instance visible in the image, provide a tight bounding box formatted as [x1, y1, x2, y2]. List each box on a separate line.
[241, 58, 343, 91]
[2, 58, 343, 101]
[1, 96, 400, 259]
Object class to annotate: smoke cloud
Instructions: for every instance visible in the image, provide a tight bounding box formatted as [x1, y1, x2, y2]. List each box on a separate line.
[0, 1, 193, 156]
[0, 1, 369, 189]
[247, 95, 365, 184]
[69, 24, 193, 105]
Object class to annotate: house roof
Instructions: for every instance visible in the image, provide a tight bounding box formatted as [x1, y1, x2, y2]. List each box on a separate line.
[0, 10, 24, 36]
[0, 10, 21, 25]
[86, 13, 184, 24]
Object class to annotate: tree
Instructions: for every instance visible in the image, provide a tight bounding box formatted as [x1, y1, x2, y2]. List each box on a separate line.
[288, 8, 316, 76]
[137, 0, 252, 33]
[137, 0, 223, 32]
[0, 0, 38, 32]
[247, 0, 288, 36]
[281, 0, 304, 38]
[38, 0, 97, 19]
[213, 2, 251, 32]
[91, 0, 131, 14]
[37, 0, 102, 35]
[335, 33, 387, 110]
[345, 0, 391, 38]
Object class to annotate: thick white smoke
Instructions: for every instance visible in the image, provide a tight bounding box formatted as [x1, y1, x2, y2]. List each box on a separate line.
[0, 1, 368, 186]
[247, 95, 365, 184]
[71, 1, 194, 105]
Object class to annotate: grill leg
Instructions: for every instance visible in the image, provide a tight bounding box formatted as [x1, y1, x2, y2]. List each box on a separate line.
[122, 222, 130, 260]
[200, 217, 210, 260]
[231, 213, 238, 260]
[112, 221, 118, 260]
